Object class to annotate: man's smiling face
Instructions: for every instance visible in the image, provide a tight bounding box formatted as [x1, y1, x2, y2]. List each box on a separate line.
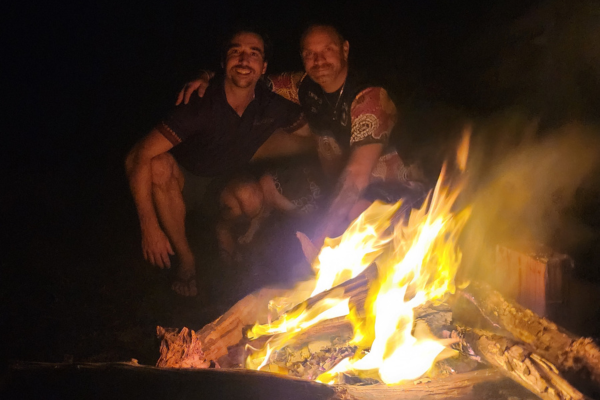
[224, 32, 268, 89]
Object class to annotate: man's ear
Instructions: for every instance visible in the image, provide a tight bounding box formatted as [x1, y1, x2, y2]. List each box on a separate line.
[342, 41, 349, 61]
[261, 61, 268, 75]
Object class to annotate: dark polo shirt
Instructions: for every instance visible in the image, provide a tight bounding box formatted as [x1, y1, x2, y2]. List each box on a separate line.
[157, 75, 305, 177]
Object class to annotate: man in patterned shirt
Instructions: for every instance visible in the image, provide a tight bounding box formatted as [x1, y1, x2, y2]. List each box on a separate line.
[181, 24, 425, 251]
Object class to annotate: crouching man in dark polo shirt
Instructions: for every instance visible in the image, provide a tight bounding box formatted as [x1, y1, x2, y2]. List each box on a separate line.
[125, 28, 311, 297]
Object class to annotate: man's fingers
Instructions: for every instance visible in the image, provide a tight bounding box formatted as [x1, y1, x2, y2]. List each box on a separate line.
[176, 89, 185, 106]
[167, 242, 175, 256]
[198, 87, 206, 97]
[156, 253, 166, 269]
[148, 252, 157, 268]
[162, 251, 171, 269]
[183, 87, 193, 105]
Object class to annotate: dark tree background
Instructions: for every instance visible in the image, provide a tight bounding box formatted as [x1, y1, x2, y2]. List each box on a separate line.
[2, 0, 599, 372]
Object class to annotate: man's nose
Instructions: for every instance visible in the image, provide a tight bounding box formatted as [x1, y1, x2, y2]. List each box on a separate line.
[238, 51, 250, 63]
[312, 52, 326, 64]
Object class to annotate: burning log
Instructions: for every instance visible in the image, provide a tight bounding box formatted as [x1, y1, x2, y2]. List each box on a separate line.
[157, 266, 378, 368]
[163, 287, 288, 365]
[456, 281, 600, 391]
[157, 270, 599, 397]
[268, 263, 377, 323]
[456, 328, 588, 400]
[330, 369, 527, 400]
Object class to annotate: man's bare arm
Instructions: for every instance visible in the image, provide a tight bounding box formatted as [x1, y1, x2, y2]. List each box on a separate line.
[176, 70, 214, 105]
[176, 71, 303, 105]
[315, 143, 383, 247]
[313, 87, 397, 246]
[125, 130, 175, 268]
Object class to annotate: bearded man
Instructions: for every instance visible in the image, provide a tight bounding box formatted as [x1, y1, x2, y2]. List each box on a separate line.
[180, 24, 426, 252]
[126, 28, 312, 296]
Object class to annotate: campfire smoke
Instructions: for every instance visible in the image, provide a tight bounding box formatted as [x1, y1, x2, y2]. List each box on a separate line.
[461, 121, 600, 282]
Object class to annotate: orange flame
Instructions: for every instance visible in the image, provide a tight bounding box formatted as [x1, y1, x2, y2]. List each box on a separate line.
[246, 131, 471, 385]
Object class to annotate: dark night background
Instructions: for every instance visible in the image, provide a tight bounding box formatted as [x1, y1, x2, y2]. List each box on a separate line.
[2, 0, 600, 380]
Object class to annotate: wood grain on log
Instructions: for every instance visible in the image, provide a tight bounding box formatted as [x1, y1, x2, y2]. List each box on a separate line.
[331, 369, 520, 400]
[460, 328, 587, 400]
[195, 287, 288, 362]
[457, 281, 600, 390]
[190, 265, 377, 365]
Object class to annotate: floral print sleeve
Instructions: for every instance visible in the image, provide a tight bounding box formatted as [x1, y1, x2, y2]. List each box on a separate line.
[350, 87, 397, 147]
[265, 72, 305, 105]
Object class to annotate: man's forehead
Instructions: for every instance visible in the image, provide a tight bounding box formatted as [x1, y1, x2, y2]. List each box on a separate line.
[302, 27, 341, 48]
[230, 32, 265, 51]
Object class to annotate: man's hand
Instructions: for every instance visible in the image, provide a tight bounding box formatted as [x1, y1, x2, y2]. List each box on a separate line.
[176, 76, 210, 105]
[141, 226, 175, 268]
[313, 143, 384, 249]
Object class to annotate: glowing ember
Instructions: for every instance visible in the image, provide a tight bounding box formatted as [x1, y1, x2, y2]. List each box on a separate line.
[246, 132, 471, 385]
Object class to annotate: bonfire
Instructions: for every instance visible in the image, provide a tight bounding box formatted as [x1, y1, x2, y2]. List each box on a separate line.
[157, 131, 600, 400]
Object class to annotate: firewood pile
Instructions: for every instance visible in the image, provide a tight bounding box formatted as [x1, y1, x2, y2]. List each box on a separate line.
[156, 265, 600, 400]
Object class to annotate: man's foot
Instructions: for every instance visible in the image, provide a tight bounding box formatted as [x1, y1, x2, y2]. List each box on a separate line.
[172, 269, 197, 297]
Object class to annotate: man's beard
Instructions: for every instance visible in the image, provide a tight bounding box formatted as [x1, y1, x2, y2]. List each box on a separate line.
[231, 76, 255, 88]
[309, 64, 336, 82]
[229, 65, 257, 88]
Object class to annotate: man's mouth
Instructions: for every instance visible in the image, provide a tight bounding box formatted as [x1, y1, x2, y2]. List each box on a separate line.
[234, 67, 253, 75]
[310, 65, 333, 75]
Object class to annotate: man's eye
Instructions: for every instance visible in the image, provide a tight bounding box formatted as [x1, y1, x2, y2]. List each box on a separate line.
[302, 51, 312, 59]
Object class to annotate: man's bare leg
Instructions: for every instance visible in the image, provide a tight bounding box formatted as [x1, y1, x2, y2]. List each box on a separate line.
[217, 179, 269, 262]
[216, 186, 241, 265]
[150, 153, 197, 297]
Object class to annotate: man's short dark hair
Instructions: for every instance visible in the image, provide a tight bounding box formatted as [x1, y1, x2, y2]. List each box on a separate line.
[299, 23, 346, 50]
[221, 26, 273, 63]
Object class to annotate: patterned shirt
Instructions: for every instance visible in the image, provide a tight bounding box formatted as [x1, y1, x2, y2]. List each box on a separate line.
[267, 72, 424, 185]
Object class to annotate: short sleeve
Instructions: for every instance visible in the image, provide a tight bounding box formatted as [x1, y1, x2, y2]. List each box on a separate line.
[350, 87, 397, 147]
[155, 95, 206, 146]
[265, 72, 305, 105]
[277, 99, 307, 134]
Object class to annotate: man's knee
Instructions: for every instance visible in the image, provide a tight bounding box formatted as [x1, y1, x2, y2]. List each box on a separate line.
[150, 153, 178, 186]
[220, 188, 242, 220]
[231, 180, 264, 218]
